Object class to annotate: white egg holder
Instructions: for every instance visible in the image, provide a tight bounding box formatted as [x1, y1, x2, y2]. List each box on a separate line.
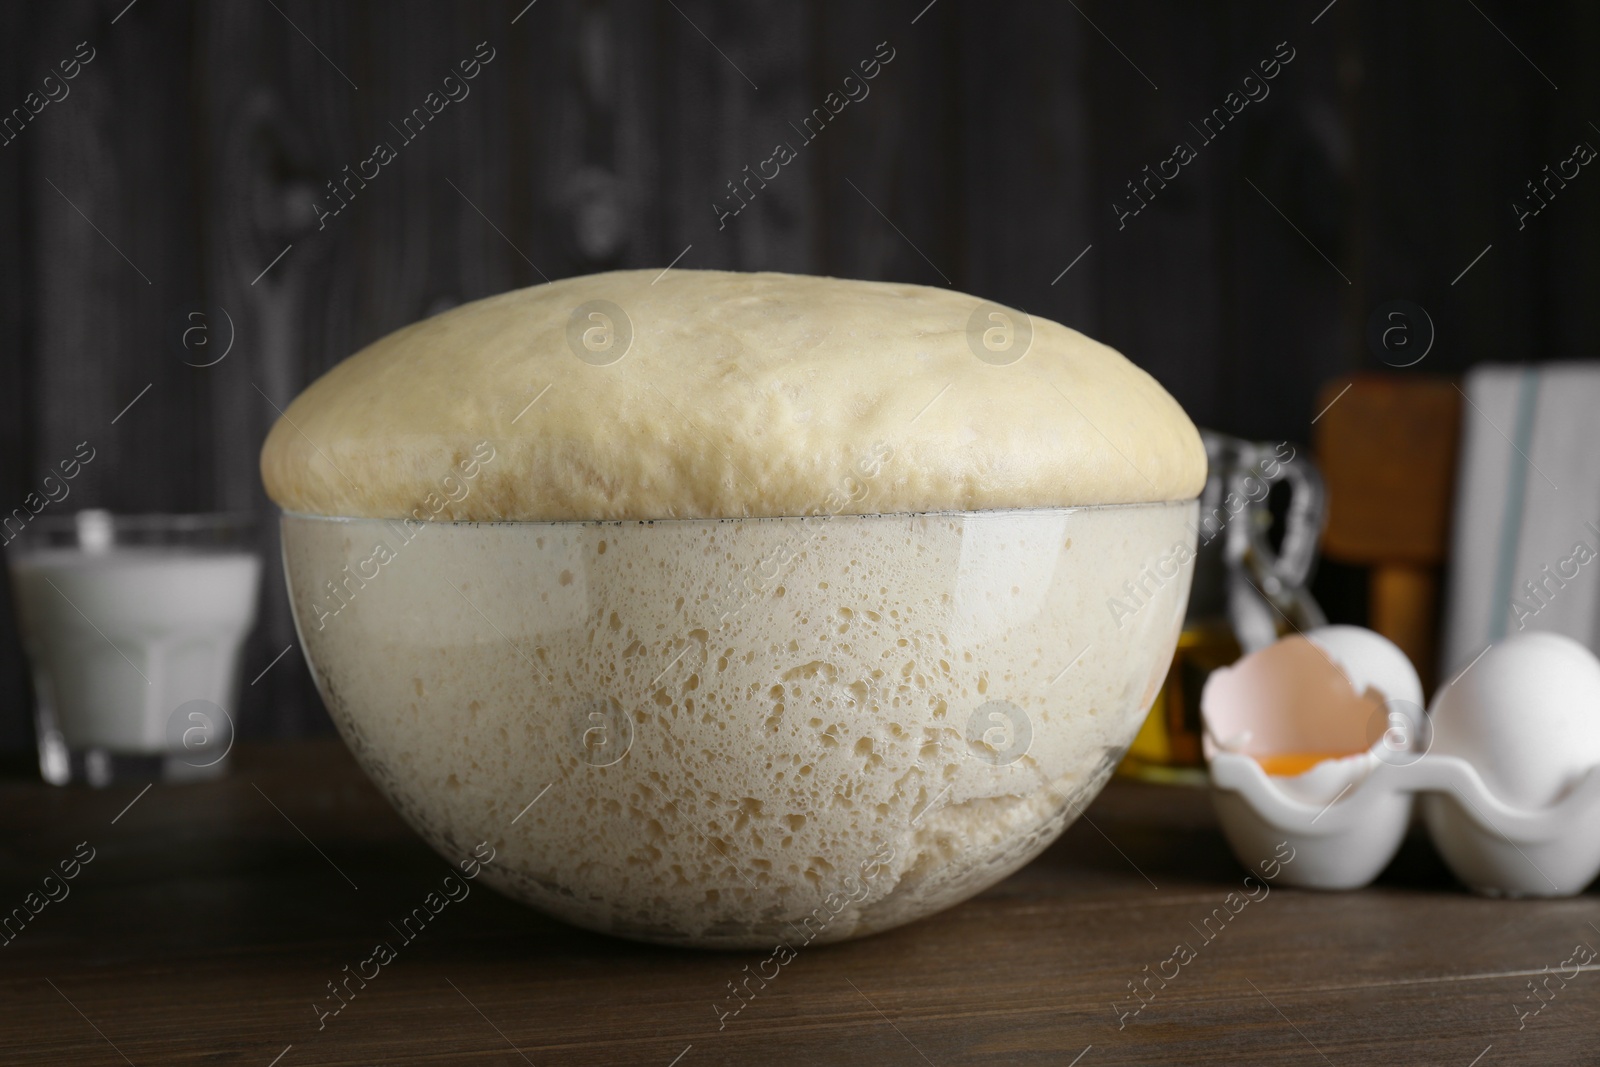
[1201, 626, 1600, 898]
[1210, 749, 1600, 896]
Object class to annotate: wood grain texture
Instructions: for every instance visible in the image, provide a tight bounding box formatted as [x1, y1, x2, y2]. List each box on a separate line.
[2, 0, 1599, 755]
[0, 2, 39, 752]
[2, 740, 1596, 1065]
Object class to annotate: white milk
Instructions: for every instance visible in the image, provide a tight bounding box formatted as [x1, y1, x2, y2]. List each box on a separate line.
[10, 548, 261, 752]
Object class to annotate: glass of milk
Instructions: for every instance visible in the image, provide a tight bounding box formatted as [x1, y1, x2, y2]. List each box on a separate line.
[6, 510, 261, 786]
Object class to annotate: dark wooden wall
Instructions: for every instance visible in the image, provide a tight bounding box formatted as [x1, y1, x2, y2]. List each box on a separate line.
[2, 0, 1595, 751]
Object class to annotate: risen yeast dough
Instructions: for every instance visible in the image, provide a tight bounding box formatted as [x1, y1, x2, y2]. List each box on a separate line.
[260, 270, 1203, 519]
[263, 270, 1204, 946]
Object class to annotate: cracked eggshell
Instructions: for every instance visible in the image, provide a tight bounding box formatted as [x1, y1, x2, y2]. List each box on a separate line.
[1201, 625, 1423, 778]
[1201, 626, 1423, 890]
[1306, 626, 1425, 710]
[1429, 632, 1600, 810]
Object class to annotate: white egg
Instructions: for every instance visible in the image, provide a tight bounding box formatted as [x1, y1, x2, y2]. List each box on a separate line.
[1429, 632, 1600, 810]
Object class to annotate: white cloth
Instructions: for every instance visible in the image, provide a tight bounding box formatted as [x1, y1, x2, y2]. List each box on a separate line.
[1442, 363, 1600, 678]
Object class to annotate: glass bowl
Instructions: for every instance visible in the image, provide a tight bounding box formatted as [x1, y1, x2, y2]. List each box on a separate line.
[281, 501, 1196, 948]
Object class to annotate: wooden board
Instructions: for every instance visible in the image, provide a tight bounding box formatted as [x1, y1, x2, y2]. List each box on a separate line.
[2, 739, 1595, 1065]
[1314, 373, 1463, 565]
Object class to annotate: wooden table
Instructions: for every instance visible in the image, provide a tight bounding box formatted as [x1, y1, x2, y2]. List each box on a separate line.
[1, 740, 1594, 1065]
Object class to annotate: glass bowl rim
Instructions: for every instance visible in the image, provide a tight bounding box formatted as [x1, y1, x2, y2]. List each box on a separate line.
[279, 498, 1197, 529]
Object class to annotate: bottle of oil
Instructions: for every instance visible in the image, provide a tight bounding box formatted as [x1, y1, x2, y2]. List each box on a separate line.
[1117, 432, 1326, 784]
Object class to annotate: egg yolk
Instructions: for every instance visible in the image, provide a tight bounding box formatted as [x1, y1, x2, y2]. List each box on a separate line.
[1254, 751, 1360, 777]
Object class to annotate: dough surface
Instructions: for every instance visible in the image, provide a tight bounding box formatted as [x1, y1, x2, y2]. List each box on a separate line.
[260, 270, 1204, 520]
